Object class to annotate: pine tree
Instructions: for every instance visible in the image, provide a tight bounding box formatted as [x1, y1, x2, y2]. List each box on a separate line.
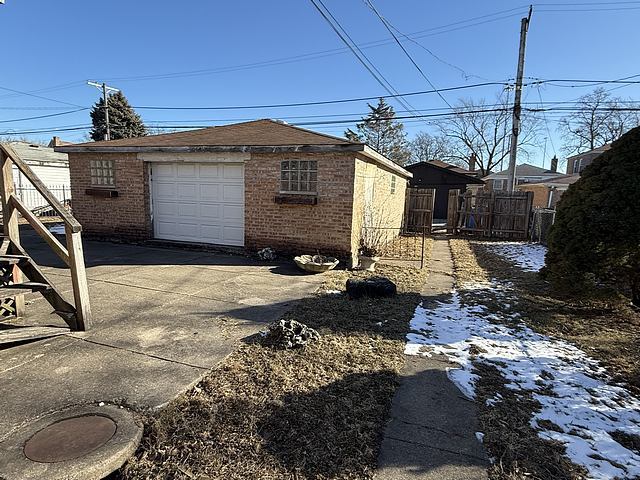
[544, 126, 640, 306]
[344, 98, 410, 165]
[89, 91, 147, 141]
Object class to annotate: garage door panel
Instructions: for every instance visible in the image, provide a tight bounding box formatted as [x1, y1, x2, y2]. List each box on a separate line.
[199, 164, 220, 178]
[223, 164, 243, 179]
[154, 164, 175, 178]
[199, 204, 221, 220]
[222, 226, 244, 244]
[199, 184, 220, 201]
[177, 164, 197, 177]
[152, 162, 244, 246]
[155, 182, 176, 198]
[177, 202, 199, 217]
[222, 184, 243, 202]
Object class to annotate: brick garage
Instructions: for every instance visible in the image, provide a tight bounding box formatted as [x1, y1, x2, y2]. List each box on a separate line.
[58, 120, 411, 265]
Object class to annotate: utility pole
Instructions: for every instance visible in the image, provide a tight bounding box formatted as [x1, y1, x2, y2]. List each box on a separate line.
[87, 81, 120, 141]
[506, 6, 533, 192]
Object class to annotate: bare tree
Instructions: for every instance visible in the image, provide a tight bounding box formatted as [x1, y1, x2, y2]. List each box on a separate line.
[407, 132, 454, 164]
[436, 95, 540, 176]
[558, 88, 640, 156]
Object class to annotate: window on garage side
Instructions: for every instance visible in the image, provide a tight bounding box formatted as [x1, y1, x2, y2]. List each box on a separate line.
[280, 160, 318, 193]
[390, 175, 396, 194]
[89, 159, 115, 187]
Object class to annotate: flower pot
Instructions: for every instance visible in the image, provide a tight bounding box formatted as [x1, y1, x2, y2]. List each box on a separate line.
[294, 255, 339, 273]
[359, 255, 380, 272]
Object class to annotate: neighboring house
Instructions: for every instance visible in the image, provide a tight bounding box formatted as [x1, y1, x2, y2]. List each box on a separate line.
[405, 160, 484, 219]
[517, 174, 580, 208]
[483, 163, 563, 191]
[8, 141, 71, 210]
[56, 119, 411, 265]
[565, 144, 611, 174]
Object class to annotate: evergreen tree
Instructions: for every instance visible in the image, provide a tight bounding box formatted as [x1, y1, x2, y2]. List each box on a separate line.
[344, 98, 410, 165]
[544, 126, 640, 306]
[89, 91, 147, 141]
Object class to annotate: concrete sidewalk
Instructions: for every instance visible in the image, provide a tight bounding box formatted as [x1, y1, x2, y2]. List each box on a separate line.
[376, 237, 488, 479]
[0, 231, 322, 442]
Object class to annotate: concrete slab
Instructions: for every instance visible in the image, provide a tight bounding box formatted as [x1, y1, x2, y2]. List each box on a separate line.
[1, 232, 323, 452]
[375, 237, 488, 480]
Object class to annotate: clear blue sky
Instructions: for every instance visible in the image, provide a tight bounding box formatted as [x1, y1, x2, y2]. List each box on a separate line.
[1, 0, 639, 167]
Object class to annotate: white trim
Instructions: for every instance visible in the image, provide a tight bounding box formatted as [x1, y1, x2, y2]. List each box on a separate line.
[139, 151, 249, 163]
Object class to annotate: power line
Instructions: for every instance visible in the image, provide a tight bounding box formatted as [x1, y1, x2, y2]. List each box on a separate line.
[363, 0, 453, 109]
[308, 0, 423, 118]
[0, 85, 84, 108]
[0, 108, 89, 124]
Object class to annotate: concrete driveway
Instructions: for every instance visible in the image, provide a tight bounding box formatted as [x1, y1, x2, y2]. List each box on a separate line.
[0, 231, 323, 440]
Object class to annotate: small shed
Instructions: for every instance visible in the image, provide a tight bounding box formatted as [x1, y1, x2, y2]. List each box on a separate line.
[405, 160, 484, 220]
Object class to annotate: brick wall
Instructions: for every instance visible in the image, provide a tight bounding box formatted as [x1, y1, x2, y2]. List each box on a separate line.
[351, 155, 408, 264]
[68, 152, 152, 239]
[244, 152, 357, 262]
[517, 183, 550, 208]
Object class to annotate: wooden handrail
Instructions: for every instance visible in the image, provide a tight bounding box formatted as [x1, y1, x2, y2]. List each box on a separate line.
[0, 143, 82, 233]
[8, 194, 70, 265]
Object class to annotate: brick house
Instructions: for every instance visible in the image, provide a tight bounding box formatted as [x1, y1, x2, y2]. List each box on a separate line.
[56, 119, 411, 265]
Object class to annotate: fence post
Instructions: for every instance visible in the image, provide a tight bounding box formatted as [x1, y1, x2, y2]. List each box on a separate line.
[0, 149, 25, 317]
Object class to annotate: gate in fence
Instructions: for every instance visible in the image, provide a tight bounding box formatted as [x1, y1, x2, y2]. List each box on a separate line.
[447, 189, 534, 240]
[403, 187, 435, 234]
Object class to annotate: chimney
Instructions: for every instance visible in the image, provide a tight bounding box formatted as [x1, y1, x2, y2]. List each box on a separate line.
[550, 155, 558, 173]
[469, 153, 477, 172]
[48, 136, 62, 148]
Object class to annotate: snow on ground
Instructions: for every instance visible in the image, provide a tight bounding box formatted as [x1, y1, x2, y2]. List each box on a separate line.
[483, 242, 547, 272]
[405, 280, 640, 479]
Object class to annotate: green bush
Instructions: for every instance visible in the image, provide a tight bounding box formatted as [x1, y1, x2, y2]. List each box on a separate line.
[544, 127, 640, 306]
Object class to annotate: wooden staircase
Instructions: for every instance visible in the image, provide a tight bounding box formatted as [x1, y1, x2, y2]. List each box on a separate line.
[0, 143, 91, 344]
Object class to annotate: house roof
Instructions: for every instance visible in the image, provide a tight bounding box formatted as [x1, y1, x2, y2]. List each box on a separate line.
[406, 160, 485, 184]
[484, 163, 560, 180]
[7, 141, 68, 165]
[566, 143, 611, 162]
[526, 173, 581, 186]
[56, 119, 412, 178]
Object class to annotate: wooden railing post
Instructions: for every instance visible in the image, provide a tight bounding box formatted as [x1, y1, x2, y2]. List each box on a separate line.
[65, 224, 91, 330]
[0, 150, 25, 317]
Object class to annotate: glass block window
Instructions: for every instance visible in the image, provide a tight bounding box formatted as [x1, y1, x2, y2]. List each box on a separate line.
[280, 160, 318, 193]
[390, 175, 397, 194]
[90, 159, 115, 187]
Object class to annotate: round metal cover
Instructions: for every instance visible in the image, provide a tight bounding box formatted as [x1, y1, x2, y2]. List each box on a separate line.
[23, 415, 117, 463]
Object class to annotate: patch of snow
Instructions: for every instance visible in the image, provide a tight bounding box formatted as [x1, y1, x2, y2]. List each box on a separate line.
[484, 242, 547, 272]
[48, 224, 65, 235]
[323, 289, 342, 295]
[405, 280, 640, 479]
[475, 431, 485, 443]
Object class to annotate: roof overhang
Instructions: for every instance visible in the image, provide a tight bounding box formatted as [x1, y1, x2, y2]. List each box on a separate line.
[57, 143, 412, 178]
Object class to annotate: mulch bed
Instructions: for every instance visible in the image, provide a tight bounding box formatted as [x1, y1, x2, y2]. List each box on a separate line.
[116, 264, 428, 480]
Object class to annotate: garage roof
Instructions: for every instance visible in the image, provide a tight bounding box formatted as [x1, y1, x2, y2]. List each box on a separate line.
[58, 119, 356, 149]
[56, 119, 412, 178]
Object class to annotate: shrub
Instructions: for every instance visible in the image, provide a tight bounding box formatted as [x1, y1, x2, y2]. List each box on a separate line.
[544, 127, 640, 306]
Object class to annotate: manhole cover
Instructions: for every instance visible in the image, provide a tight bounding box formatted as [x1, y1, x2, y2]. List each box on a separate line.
[24, 415, 117, 463]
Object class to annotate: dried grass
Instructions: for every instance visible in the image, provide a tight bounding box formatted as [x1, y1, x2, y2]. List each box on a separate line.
[450, 239, 589, 480]
[116, 264, 428, 480]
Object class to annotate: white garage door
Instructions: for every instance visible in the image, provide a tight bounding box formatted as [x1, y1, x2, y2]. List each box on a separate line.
[151, 162, 244, 246]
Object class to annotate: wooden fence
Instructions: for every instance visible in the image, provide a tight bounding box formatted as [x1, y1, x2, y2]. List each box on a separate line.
[403, 187, 435, 233]
[447, 189, 534, 239]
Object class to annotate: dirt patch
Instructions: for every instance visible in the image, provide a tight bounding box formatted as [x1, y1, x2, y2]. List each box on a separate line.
[116, 264, 428, 480]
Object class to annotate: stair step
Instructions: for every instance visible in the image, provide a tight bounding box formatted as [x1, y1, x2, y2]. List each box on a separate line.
[0, 325, 71, 345]
[0, 255, 30, 265]
[0, 282, 51, 297]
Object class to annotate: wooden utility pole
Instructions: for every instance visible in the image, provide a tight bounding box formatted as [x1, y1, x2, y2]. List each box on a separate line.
[87, 81, 120, 141]
[506, 6, 533, 192]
